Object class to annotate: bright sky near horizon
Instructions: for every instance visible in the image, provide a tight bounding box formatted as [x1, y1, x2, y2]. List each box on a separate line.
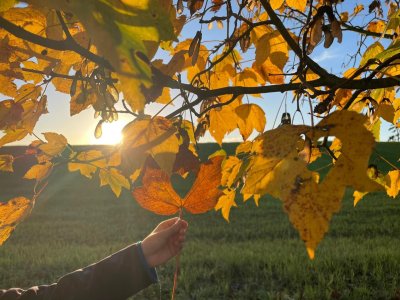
[1, 1, 395, 145]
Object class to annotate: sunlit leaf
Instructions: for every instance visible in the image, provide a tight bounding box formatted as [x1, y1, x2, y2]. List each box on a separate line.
[99, 167, 130, 197]
[133, 155, 224, 215]
[68, 150, 106, 178]
[0, 197, 32, 246]
[0, 155, 14, 172]
[24, 162, 53, 181]
[215, 189, 237, 222]
[386, 170, 400, 198]
[235, 104, 266, 141]
[39, 132, 68, 156]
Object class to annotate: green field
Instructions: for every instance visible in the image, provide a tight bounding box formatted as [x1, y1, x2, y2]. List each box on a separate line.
[0, 143, 399, 299]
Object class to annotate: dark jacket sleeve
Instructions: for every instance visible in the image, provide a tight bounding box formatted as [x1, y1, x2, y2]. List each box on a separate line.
[0, 243, 157, 300]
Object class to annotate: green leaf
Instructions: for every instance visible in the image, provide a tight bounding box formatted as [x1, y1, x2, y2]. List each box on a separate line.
[375, 40, 400, 63]
[26, 0, 175, 111]
[360, 41, 384, 67]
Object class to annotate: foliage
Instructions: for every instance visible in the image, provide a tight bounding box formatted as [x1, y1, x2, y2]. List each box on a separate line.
[0, 0, 399, 258]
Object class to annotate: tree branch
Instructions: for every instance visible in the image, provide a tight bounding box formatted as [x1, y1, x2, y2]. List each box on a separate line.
[259, 0, 337, 82]
[342, 23, 396, 40]
[0, 16, 113, 70]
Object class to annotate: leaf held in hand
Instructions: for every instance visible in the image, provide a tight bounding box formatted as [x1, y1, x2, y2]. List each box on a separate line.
[133, 155, 224, 215]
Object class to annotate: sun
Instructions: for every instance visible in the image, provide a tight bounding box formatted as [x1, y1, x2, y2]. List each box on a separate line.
[89, 121, 124, 145]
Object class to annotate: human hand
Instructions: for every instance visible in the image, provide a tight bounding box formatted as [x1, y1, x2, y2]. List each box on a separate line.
[141, 217, 188, 268]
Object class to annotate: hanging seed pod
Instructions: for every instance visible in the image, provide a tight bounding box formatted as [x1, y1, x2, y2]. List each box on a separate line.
[191, 40, 201, 66]
[94, 120, 103, 138]
[104, 91, 115, 108]
[323, 30, 334, 48]
[307, 43, 315, 55]
[75, 92, 86, 104]
[331, 19, 342, 43]
[107, 112, 114, 123]
[194, 117, 209, 141]
[99, 81, 107, 95]
[217, 20, 223, 29]
[94, 110, 101, 119]
[70, 70, 81, 97]
[310, 16, 324, 46]
[111, 107, 118, 121]
[177, 0, 184, 14]
[280, 112, 291, 125]
[240, 32, 251, 53]
[108, 86, 119, 103]
[188, 33, 202, 66]
[208, 22, 213, 30]
[101, 109, 108, 121]
[93, 96, 106, 111]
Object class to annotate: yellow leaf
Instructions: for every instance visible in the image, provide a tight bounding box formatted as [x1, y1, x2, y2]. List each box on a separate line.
[155, 87, 172, 104]
[0, 128, 29, 147]
[24, 162, 53, 181]
[255, 30, 289, 69]
[68, 150, 106, 178]
[21, 61, 45, 84]
[234, 68, 264, 97]
[353, 190, 367, 206]
[376, 103, 395, 123]
[351, 4, 364, 17]
[286, 0, 307, 12]
[270, 0, 284, 10]
[99, 168, 130, 197]
[208, 98, 242, 145]
[340, 12, 349, 22]
[386, 170, 400, 198]
[0, 0, 16, 12]
[122, 116, 179, 174]
[235, 104, 266, 141]
[353, 166, 388, 206]
[44, 9, 64, 40]
[27, 0, 175, 112]
[240, 111, 382, 258]
[243, 193, 261, 206]
[367, 20, 386, 34]
[108, 151, 122, 167]
[0, 155, 14, 172]
[0, 197, 32, 246]
[221, 156, 242, 188]
[242, 125, 308, 197]
[215, 189, 237, 222]
[360, 41, 384, 67]
[235, 141, 253, 155]
[39, 132, 68, 156]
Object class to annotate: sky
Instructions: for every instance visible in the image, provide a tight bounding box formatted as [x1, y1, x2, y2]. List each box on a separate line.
[1, 1, 396, 145]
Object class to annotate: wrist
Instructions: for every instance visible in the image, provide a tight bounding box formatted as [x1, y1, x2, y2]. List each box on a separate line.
[137, 242, 158, 282]
[140, 238, 153, 267]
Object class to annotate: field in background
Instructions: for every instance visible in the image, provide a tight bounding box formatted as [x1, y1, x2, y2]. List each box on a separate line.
[0, 143, 399, 299]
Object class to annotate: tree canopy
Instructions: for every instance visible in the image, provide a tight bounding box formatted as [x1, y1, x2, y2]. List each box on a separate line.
[0, 0, 399, 259]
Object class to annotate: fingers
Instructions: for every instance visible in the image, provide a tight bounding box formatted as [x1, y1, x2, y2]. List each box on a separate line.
[154, 217, 180, 231]
[156, 218, 189, 235]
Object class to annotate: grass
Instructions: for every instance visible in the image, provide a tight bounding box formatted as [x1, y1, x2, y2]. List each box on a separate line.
[0, 143, 399, 299]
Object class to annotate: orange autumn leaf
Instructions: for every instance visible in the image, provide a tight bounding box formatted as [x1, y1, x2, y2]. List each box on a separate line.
[133, 155, 224, 215]
[0, 197, 32, 245]
[39, 132, 68, 156]
[24, 162, 53, 181]
[0, 155, 14, 172]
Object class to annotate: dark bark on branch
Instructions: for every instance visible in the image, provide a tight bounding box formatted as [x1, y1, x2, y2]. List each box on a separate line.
[0, 16, 113, 70]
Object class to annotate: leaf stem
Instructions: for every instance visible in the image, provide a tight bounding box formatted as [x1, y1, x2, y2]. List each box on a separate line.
[171, 208, 183, 300]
